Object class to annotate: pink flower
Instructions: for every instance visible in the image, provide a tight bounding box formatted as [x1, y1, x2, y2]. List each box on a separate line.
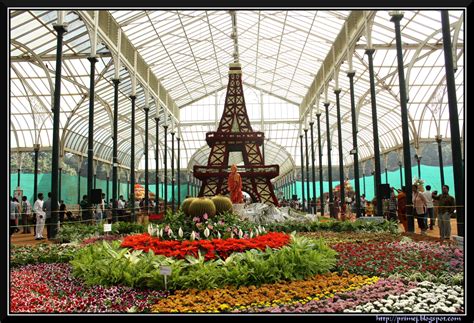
[203, 213, 208, 220]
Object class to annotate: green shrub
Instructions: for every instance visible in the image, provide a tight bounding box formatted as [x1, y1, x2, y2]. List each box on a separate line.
[211, 196, 233, 215]
[188, 198, 216, 218]
[11, 244, 80, 267]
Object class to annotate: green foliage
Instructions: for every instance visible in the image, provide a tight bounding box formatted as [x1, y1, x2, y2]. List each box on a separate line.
[188, 198, 216, 218]
[264, 218, 398, 234]
[181, 198, 197, 216]
[10, 244, 80, 267]
[211, 196, 233, 215]
[56, 222, 146, 243]
[70, 234, 337, 291]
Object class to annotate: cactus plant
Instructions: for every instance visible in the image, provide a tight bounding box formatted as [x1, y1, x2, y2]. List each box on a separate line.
[181, 197, 197, 216]
[211, 195, 233, 215]
[188, 197, 216, 218]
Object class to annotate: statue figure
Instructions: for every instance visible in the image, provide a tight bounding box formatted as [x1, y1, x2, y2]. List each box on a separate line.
[228, 164, 243, 204]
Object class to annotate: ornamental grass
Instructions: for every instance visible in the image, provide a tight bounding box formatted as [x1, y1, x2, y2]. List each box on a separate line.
[151, 271, 377, 313]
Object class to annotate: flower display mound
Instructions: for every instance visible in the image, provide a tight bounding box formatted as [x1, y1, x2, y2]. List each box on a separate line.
[151, 271, 378, 313]
[332, 241, 463, 280]
[10, 263, 167, 313]
[71, 235, 337, 291]
[298, 231, 400, 245]
[120, 232, 291, 261]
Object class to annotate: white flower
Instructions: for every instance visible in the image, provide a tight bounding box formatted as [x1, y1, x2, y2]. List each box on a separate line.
[178, 227, 183, 238]
[168, 229, 173, 237]
[204, 227, 210, 238]
[261, 226, 266, 232]
[238, 229, 243, 238]
[250, 231, 254, 238]
[217, 231, 221, 239]
[190, 231, 196, 241]
[158, 228, 163, 238]
[147, 224, 153, 235]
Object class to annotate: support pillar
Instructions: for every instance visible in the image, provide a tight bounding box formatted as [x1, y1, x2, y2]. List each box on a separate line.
[177, 136, 181, 208]
[77, 168, 81, 204]
[399, 161, 403, 188]
[390, 11, 414, 232]
[415, 154, 422, 178]
[335, 89, 345, 212]
[299, 134, 305, 211]
[106, 176, 109, 202]
[33, 144, 40, 204]
[163, 125, 168, 211]
[58, 167, 62, 202]
[304, 128, 311, 213]
[366, 47, 383, 218]
[130, 95, 136, 222]
[87, 57, 98, 205]
[51, 21, 67, 239]
[309, 121, 318, 214]
[155, 117, 160, 213]
[435, 135, 445, 187]
[441, 10, 464, 237]
[171, 130, 175, 213]
[316, 113, 324, 215]
[348, 71, 361, 218]
[17, 168, 21, 188]
[144, 107, 149, 215]
[324, 102, 334, 218]
[112, 78, 120, 221]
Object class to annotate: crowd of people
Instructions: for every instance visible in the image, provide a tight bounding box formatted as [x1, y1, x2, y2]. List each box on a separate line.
[10, 191, 163, 240]
[277, 183, 456, 240]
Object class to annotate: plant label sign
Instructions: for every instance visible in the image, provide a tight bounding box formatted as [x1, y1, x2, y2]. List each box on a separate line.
[103, 224, 112, 232]
[160, 266, 172, 276]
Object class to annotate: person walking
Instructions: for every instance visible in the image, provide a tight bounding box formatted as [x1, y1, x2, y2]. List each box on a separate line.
[396, 187, 408, 232]
[59, 200, 66, 224]
[360, 194, 367, 217]
[117, 195, 126, 222]
[95, 193, 106, 223]
[21, 196, 32, 234]
[42, 192, 53, 239]
[33, 193, 45, 240]
[388, 188, 398, 222]
[423, 185, 435, 230]
[80, 195, 92, 224]
[412, 184, 428, 235]
[434, 185, 455, 240]
[10, 196, 20, 236]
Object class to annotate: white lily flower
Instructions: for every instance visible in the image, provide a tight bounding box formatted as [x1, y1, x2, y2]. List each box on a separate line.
[178, 227, 184, 238]
[168, 228, 173, 237]
[250, 231, 254, 238]
[255, 227, 260, 236]
[238, 229, 243, 238]
[217, 231, 221, 239]
[261, 226, 266, 232]
[159, 228, 163, 238]
[204, 227, 210, 238]
[147, 224, 153, 235]
[190, 231, 196, 241]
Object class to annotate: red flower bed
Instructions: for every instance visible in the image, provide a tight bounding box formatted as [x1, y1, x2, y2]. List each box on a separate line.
[120, 232, 291, 261]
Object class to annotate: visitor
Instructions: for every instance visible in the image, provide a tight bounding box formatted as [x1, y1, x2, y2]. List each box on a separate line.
[345, 195, 352, 220]
[10, 196, 20, 236]
[412, 184, 428, 235]
[423, 185, 435, 230]
[433, 185, 455, 241]
[43, 192, 53, 239]
[34, 193, 45, 240]
[95, 193, 106, 223]
[366, 201, 373, 217]
[80, 195, 92, 224]
[388, 188, 398, 222]
[117, 195, 126, 222]
[324, 196, 329, 216]
[432, 190, 439, 228]
[59, 200, 66, 224]
[21, 196, 32, 234]
[396, 187, 408, 232]
[360, 194, 366, 217]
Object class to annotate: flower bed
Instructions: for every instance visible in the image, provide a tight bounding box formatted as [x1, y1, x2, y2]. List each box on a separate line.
[10, 244, 80, 267]
[71, 235, 337, 291]
[298, 231, 400, 245]
[332, 241, 463, 280]
[120, 232, 291, 261]
[10, 263, 168, 313]
[151, 271, 378, 313]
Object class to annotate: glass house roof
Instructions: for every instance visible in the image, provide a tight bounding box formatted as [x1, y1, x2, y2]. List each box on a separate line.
[9, 9, 465, 181]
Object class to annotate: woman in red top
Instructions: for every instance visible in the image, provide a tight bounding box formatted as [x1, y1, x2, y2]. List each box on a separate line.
[228, 164, 243, 204]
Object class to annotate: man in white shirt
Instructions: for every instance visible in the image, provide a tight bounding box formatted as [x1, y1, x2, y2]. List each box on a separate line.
[96, 193, 105, 223]
[117, 195, 125, 222]
[423, 185, 435, 230]
[33, 193, 46, 240]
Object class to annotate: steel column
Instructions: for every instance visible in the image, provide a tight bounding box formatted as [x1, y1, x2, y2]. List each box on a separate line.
[316, 113, 324, 215]
[144, 107, 149, 215]
[299, 134, 305, 211]
[435, 136, 445, 187]
[324, 103, 334, 218]
[177, 137, 181, 208]
[171, 131, 175, 213]
[33, 144, 40, 204]
[309, 121, 317, 214]
[335, 89, 345, 211]
[155, 117, 160, 213]
[304, 128, 311, 213]
[112, 78, 120, 221]
[163, 125, 168, 211]
[348, 72, 361, 218]
[130, 95, 136, 222]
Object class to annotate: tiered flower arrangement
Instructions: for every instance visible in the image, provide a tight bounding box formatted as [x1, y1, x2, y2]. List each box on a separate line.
[120, 231, 291, 261]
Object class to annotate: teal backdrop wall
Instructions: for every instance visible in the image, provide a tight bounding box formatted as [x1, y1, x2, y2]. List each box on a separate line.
[10, 165, 454, 205]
